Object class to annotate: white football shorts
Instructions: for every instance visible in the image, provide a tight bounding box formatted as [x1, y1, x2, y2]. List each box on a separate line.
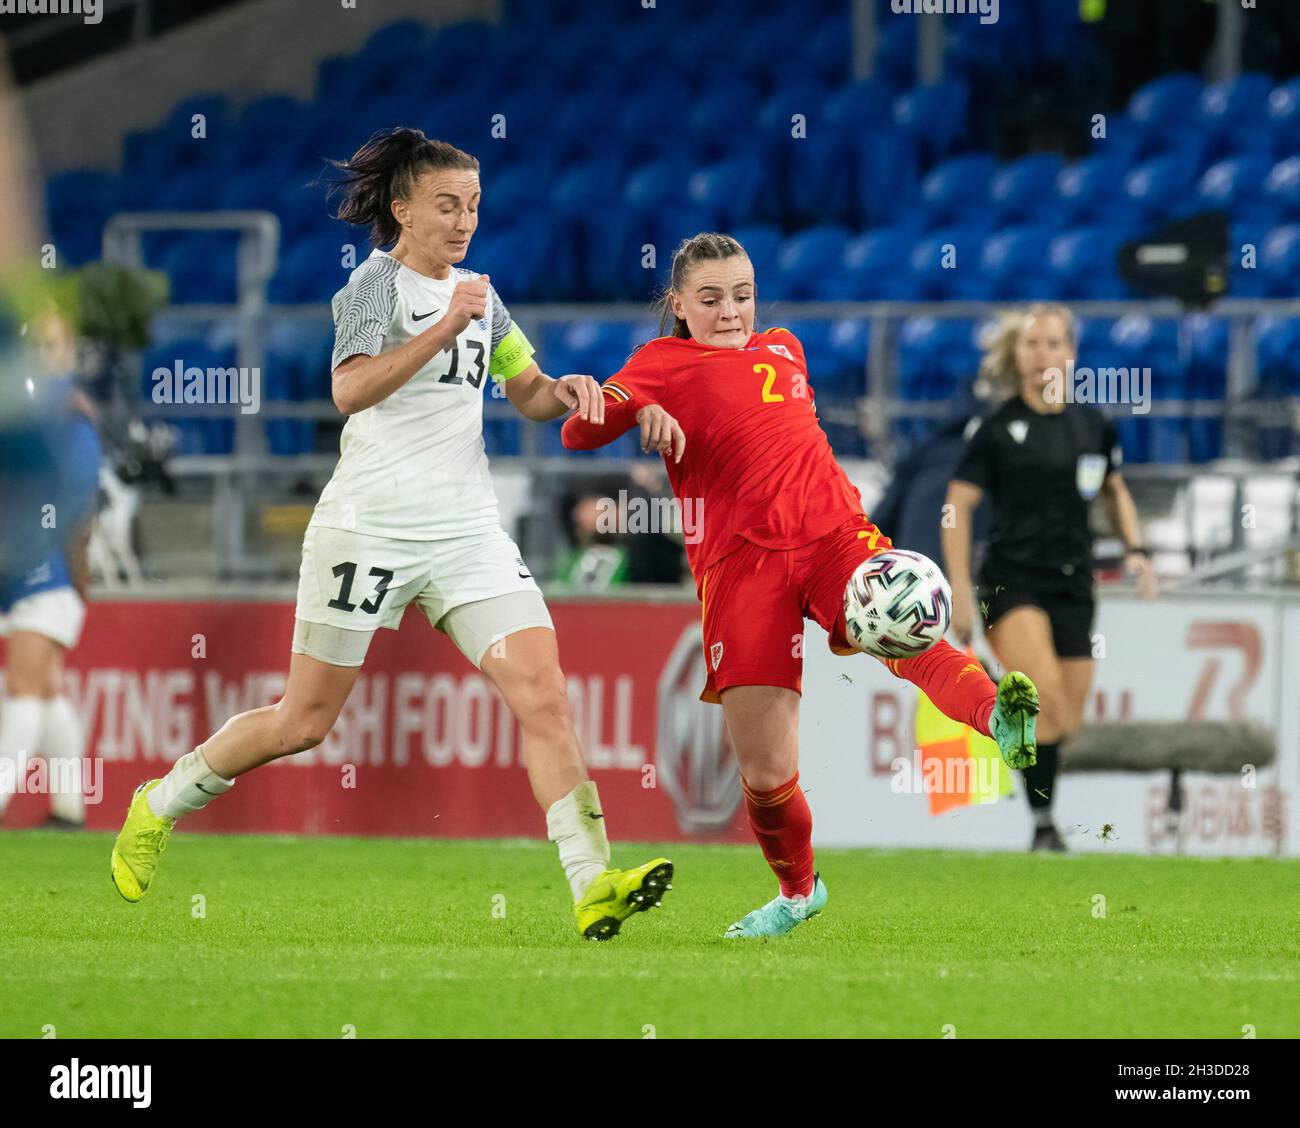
[0, 587, 86, 649]
[292, 524, 553, 668]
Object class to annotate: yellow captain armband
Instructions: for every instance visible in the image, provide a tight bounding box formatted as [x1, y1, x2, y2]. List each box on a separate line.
[489, 324, 536, 382]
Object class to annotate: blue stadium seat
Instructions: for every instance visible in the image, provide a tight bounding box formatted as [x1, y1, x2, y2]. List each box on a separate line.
[734, 10, 811, 76]
[152, 169, 221, 210]
[1255, 316, 1300, 397]
[1128, 73, 1205, 134]
[908, 228, 978, 300]
[771, 226, 853, 301]
[46, 170, 119, 265]
[680, 98, 756, 166]
[1108, 316, 1186, 464]
[1182, 312, 1227, 461]
[1260, 225, 1300, 297]
[730, 223, 783, 279]
[784, 133, 860, 228]
[430, 20, 497, 66]
[625, 159, 695, 217]
[687, 157, 765, 231]
[1110, 315, 1184, 395]
[978, 226, 1055, 300]
[1088, 114, 1148, 170]
[919, 154, 997, 229]
[1123, 153, 1200, 224]
[469, 223, 551, 303]
[121, 128, 186, 185]
[842, 228, 922, 300]
[781, 319, 831, 379]
[360, 19, 437, 68]
[1076, 316, 1117, 366]
[1184, 313, 1228, 399]
[1197, 156, 1278, 223]
[942, 317, 985, 395]
[893, 80, 970, 167]
[824, 80, 896, 136]
[552, 157, 624, 217]
[851, 126, 920, 228]
[552, 321, 639, 382]
[823, 319, 870, 391]
[897, 316, 954, 401]
[801, 11, 853, 87]
[1268, 76, 1300, 151]
[1264, 157, 1300, 223]
[151, 233, 240, 303]
[1199, 73, 1277, 161]
[988, 153, 1064, 225]
[1056, 156, 1128, 225]
[265, 319, 334, 402]
[875, 14, 919, 89]
[234, 97, 312, 169]
[269, 231, 354, 303]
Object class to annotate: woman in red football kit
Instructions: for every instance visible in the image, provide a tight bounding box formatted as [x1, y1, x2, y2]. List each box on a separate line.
[562, 233, 1040, 938]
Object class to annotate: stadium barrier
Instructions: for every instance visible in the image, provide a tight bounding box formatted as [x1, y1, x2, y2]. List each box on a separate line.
[1, 589, 1295, 857]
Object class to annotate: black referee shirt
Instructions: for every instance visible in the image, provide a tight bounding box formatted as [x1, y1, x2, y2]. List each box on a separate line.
[952, 396, 1121, 593]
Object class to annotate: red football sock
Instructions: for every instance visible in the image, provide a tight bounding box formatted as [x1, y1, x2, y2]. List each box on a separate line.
[887, 640, 996, 736]
[742, 772, 815, 899]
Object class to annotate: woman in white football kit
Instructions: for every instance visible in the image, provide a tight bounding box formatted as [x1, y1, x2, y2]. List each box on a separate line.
[111, 129, 672, 939]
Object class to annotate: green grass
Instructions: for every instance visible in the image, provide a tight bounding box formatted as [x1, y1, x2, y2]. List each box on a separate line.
[2, 831, 1296, 1038]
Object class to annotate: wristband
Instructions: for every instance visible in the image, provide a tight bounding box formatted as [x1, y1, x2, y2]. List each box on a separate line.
[1125, 546, 1151, 558]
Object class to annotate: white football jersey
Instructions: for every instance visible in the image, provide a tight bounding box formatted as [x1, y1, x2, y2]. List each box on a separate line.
[311, 249, 520, 541]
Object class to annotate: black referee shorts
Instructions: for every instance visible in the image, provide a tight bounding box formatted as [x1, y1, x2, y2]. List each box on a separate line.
[977, 583, 1096, 659]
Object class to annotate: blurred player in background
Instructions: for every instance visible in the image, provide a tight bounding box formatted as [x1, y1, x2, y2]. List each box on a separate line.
[0, 301, 101, 829]
[110, 129, 672, 940]
[0, 46, 99, 830]
[944, 304, 1156, 851]
[564, 233, 1041, 938]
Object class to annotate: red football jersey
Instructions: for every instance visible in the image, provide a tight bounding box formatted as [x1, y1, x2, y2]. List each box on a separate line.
[562, 327, 866, 594]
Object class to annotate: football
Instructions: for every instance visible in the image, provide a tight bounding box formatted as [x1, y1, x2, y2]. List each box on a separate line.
[843, 550, 953, 659]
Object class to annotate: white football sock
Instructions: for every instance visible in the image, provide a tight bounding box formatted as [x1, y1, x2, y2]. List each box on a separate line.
[0, 696, 43, 819]
[546, 779, 611, 901]
[146, 745, 233, 820]
[42, 696, 85, 824]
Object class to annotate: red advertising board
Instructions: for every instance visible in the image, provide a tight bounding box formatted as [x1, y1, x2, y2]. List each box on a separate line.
[1, 600, 751, 843]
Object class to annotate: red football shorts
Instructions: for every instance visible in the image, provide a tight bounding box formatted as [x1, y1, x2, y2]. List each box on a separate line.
[698, 514, 893, 703]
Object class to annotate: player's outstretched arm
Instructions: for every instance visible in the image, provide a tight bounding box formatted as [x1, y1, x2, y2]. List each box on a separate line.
[503, 363, 604, 423]
[562, 397, 684, 462]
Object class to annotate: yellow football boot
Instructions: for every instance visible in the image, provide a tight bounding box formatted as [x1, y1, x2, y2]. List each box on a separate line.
[110, 780, 176, 903]
[574, 858, 673, 940]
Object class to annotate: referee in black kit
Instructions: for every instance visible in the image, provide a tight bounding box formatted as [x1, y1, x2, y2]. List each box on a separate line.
[942, 304, 1157, 851]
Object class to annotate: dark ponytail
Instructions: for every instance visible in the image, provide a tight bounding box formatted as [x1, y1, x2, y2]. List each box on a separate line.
[655, 232, 749, 339]
[327, 127, 479, 248]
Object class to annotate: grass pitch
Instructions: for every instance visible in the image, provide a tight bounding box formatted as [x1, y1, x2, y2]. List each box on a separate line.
[2, 831, 1296, 1038]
